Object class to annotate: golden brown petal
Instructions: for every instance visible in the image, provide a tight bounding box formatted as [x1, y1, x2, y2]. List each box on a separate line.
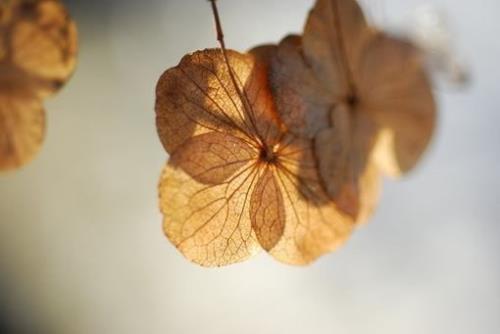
[268, 35, 332, 138]
[0, 88, 44, 171]
[159, 158, 261, 267]
[169, 132, 256, 185]
[6, 0, 78, 97]
[269, 135, 354, 265]
[248, 44, 277, 66]
[313, 103, 379, 218]
[250, 166, 285, 251]
[155, 49, 280, 154]
[303, 0, 372, 96]
[315, 104, 351, 200]
[357, 34, 436, 176]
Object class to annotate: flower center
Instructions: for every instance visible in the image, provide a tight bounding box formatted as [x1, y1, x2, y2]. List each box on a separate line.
[259, 145, 277, 164]
[345, 93, 359, 109]
[19, 2, 37, 17]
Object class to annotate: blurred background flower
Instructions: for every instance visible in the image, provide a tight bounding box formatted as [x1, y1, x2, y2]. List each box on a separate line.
[0, 0, 499, 333]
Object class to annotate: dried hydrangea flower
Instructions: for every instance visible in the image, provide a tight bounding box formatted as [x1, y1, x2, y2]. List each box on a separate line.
[155, 1, 354, 266]
[265, 0, 436, 215]
[155, 0, 436, 266]
[0, 0, 77, 171]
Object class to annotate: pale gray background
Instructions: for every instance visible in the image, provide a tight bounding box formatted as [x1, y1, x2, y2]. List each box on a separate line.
[0, 0, 499, 333]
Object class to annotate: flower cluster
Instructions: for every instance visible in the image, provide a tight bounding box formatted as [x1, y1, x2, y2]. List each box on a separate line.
[155, 0, 436, 266]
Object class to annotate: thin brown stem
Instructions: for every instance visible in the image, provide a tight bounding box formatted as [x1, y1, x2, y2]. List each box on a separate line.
[207, 0, 265, 147]
[209, 0, 226, 49]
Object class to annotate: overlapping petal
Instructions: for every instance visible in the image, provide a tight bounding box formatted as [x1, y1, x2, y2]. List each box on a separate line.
[155, 49, 281, 154]
[356, 34, 436, 176]
[159, 144, 261, 267]
[0, 88, 44, 170]
[268, 135, 354, 265]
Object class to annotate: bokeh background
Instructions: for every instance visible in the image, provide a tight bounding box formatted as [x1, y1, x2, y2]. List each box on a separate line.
[1, 0, 499, 333]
